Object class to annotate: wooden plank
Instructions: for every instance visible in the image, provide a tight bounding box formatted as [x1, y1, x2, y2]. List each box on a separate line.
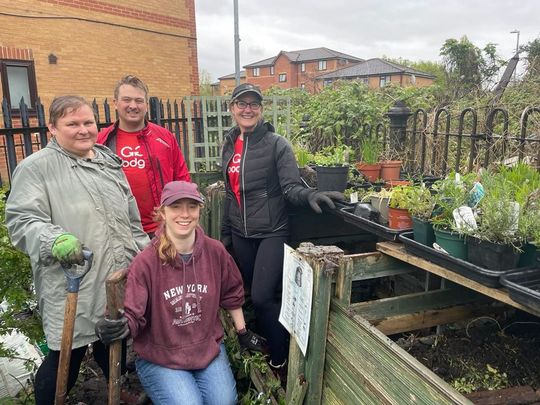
[334, 255, 353, 306]
[370, 303, 496, 335]
[351, 287, 487, 320]
[349, 251, 417, 281]
[328, 301, 473, 404]
[377, 242, 540, 317]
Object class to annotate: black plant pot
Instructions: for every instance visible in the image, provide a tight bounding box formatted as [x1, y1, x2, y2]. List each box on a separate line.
[467, 237, 521, 271]
[315, 166, 349, 193]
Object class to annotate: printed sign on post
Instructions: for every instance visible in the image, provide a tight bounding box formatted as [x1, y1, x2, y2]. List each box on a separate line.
[278, 244, 313, 355]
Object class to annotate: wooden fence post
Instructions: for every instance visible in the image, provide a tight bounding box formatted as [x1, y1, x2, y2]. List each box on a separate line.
[286, 243, 345, 405]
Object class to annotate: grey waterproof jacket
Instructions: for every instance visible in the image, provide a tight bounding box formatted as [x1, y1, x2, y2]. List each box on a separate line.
[6, 139, 149, 350]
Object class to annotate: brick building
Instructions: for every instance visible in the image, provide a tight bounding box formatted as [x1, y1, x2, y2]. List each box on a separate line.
[0, 0, 199, 113]
[316, 58, 436, 89]
[218, 47, 362, 94]
[215, 70, 246, 96]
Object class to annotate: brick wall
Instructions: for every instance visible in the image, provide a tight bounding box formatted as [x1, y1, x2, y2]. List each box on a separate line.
[0, 0, 199, 111]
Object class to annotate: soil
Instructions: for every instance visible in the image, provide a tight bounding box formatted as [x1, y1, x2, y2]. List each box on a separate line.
[395, 312, 540, 395]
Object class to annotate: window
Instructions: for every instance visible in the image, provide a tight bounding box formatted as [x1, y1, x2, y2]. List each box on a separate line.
[300, 83, 305, 89]
[279, 73, 287, 82]
[318, 60, 327, 71]
[252, 67, 260, 77]
[379, 75, 391, 87]
[300, 63, 305, 72]
[361, 77, 369, 85]
[323, 79, 333, 87]
[1, 60, 38, 110]
[270, 66, 274, 75]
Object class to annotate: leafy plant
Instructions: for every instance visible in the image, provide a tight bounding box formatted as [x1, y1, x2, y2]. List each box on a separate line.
[313, 144, 353, 167]
[293, 144, 314, 168]
[430, 172, 476, 231]
[388, 185, 417, 210]
[407, 185, 435, 220]
[0, 188, 44, 357]
[358, 137, 381, 164]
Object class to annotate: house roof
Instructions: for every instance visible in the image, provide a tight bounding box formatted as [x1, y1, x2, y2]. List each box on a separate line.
[244, 47, 363, 68]
[218, 70, 246, 80]
[316, 58, 436, 80]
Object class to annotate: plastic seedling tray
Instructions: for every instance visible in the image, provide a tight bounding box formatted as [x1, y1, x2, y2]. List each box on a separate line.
[398, 232, 528, 288]
[335, 202, 412, 242]
[500, 268, 540, 312]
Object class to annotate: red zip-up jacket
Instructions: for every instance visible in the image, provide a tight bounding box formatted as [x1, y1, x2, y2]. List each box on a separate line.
[98, 121, 190, 224]
[123, 226, 244, 370]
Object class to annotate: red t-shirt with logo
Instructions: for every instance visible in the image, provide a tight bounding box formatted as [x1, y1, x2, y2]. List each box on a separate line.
[116, 128, 157, 233]
[227, 137, 243, 206]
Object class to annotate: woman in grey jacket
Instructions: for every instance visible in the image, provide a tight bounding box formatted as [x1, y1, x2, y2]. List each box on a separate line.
[221, 84, 343, 378]
[6, 95, 149, 404]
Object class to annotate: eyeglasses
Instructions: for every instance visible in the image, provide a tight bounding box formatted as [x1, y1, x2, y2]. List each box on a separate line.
[234, 100, 262, 110]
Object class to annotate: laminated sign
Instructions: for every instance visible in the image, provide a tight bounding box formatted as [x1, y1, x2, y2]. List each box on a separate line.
[278, 244, 313, 355]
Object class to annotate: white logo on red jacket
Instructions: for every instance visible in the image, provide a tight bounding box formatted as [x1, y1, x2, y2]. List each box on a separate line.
[120, 145, 145, 169]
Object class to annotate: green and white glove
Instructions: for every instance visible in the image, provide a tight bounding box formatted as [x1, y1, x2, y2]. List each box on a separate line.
[51, 233, 84, 267]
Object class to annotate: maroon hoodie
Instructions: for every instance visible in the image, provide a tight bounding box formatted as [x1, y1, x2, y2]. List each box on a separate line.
[123, 226, 244, 369]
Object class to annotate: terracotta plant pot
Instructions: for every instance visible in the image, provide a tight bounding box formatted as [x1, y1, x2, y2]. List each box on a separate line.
[380, 160, 402, 181]
[355, 162, 381, 183]
[387, 207, 412, 229]
[384, 179, 412, 189]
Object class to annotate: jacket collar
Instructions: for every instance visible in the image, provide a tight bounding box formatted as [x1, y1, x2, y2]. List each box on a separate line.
[228, 120, 275, 146]
[47, 137, 122, 166]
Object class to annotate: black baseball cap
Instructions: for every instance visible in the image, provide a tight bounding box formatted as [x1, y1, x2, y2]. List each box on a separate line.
[231, 83, 263, 102]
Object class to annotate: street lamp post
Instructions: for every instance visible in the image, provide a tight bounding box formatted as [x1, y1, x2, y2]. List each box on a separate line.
[510, 29, 520, 82]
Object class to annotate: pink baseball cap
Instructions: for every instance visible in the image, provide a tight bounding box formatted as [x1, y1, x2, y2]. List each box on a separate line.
[160, 181, 204, 206]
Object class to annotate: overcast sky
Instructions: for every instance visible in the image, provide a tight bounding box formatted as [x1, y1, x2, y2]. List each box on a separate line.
[195, 0, 540, 81]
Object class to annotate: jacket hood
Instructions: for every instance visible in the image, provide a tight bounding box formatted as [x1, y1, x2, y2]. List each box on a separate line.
[152, 225, 207, 269]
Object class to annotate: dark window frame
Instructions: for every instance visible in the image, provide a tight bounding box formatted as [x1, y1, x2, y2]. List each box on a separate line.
[0, 59, 38, 113]
[279, 73, 287, 82]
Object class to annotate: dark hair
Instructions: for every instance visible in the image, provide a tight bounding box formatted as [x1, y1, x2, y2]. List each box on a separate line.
[49, 95, 94, 125]
[114, 75, 149, 100]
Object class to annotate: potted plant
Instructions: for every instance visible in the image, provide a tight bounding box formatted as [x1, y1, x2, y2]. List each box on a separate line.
[407, 184, 436, 246]
[387, 185, 415, 229]
[355, 137, 381, 182]
[378, 146, 403, 182]
[429, 173, 474, 259]
[294, 144, 316, 188]
[313, 144, 352, 193]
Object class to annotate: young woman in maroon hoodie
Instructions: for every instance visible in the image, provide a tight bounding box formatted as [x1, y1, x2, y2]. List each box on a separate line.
[95, 181, 263, 405]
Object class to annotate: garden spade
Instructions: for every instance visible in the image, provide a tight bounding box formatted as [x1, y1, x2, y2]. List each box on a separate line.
[55, 248, 93, 405]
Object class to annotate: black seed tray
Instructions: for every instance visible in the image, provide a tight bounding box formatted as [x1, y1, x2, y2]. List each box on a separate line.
[500, 268, 540, 313]
[398, 232, 526, 288]
[334, 203, 412, 242]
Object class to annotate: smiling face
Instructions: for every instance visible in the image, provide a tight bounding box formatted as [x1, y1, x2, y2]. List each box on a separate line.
[161, 198, 201, 241]
[114, 84, 148, 131]
[48, 105, 97, 158]
[231, 93, 263, 134]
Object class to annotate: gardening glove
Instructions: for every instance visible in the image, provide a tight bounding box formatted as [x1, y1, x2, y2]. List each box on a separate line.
[51, 233, 84, 267]
[237, 328, 266, 354]
[308, 191, 345, 214]
[95, 314, 130, 345]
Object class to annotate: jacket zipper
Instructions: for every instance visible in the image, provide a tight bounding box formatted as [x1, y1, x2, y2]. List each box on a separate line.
[241, 135, 248, 236]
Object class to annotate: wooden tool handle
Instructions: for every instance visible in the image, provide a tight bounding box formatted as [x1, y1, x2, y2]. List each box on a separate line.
[55, 292, 78, 405]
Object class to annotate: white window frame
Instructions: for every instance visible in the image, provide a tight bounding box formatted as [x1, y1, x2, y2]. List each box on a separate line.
[279, 73, 287, 82]
[301, 63, 306, 72]
[253, 67, 260, 77]
[379, 75, 391, 87]
[318, 60, 327, 71]
[270, 66, 274, 75]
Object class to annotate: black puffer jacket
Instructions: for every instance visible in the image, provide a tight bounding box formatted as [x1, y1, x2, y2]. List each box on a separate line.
[221, 121, 313, 238]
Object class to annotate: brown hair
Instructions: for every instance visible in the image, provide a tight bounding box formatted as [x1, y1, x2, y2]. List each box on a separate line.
[49, 95, 94, 125]
[114, 75, 149, 100]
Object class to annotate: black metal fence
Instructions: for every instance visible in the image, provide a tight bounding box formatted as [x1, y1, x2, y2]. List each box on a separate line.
[0, 96, 207, 186]
[356, 102, 540, 176]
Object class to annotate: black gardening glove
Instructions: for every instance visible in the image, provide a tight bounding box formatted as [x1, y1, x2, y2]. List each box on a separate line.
[307, 191, 345, 214]
[237, 328, 266, 354]
[95, 314, 130, 345]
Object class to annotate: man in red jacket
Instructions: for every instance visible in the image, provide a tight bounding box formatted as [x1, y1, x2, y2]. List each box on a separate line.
[98, 75, 190, 237]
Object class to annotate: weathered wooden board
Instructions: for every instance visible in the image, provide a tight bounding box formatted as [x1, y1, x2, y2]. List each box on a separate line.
[324, 301, 473, 404]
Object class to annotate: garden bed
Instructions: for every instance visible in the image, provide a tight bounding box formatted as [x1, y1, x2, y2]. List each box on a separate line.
[397, 314, 540, 400]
